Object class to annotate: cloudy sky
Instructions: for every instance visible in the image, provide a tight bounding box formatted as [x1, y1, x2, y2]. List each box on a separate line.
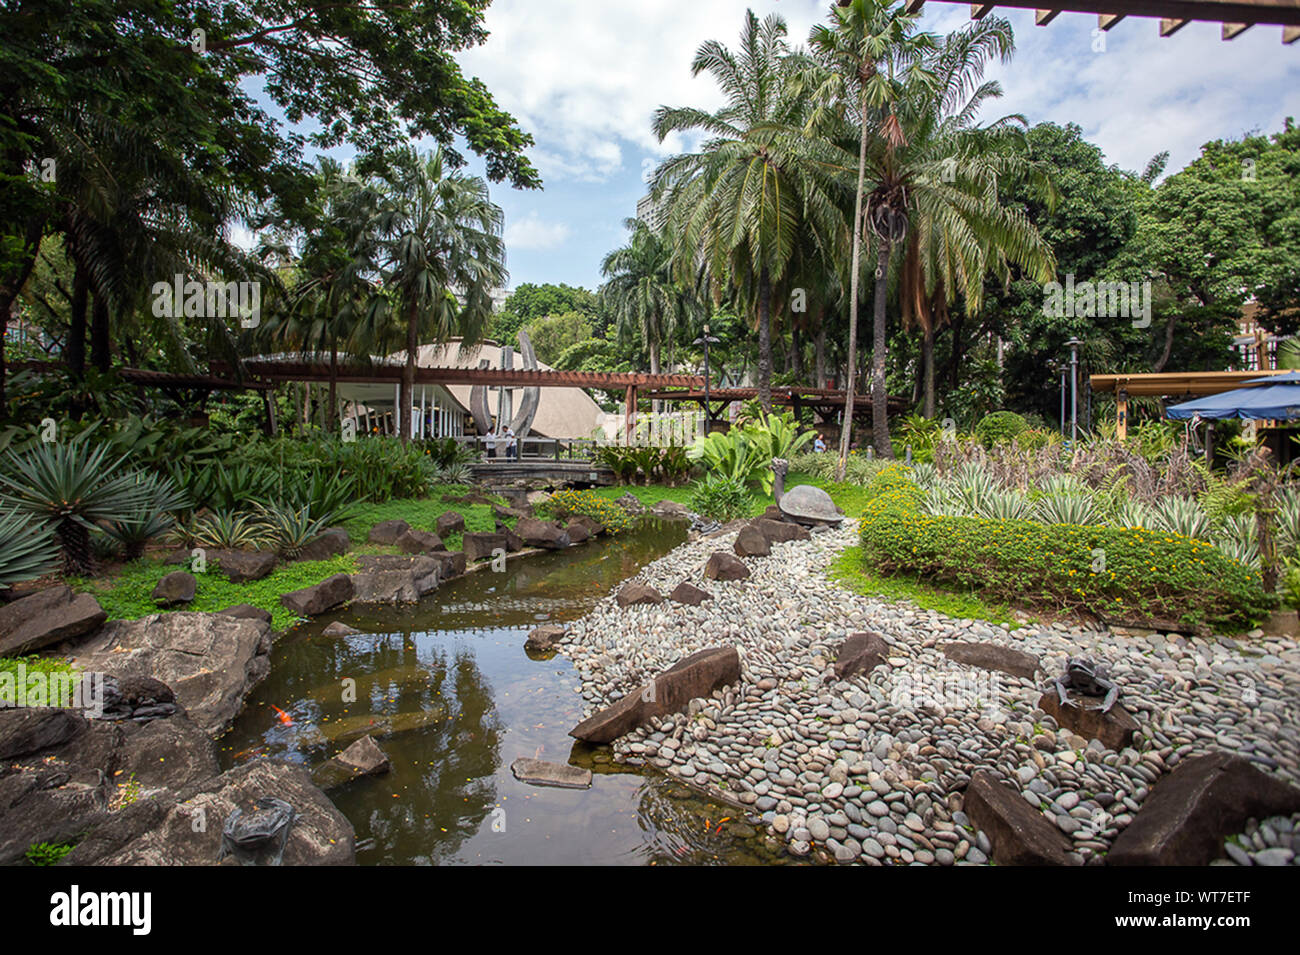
[329, 1, 1300, 292]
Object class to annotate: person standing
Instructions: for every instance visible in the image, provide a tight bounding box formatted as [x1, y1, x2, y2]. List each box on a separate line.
[504, 426, 517, 460]
[485, 430, 497, 459]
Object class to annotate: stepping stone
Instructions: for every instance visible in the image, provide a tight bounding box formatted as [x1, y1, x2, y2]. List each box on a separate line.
[943, 641, 1039, 680]
[833, 632, 889, 680]
[704, 551, 749, 581]
[963, 770, 1073, 866]
[510, 757, 592, 790]
[525, 625, 568, 651]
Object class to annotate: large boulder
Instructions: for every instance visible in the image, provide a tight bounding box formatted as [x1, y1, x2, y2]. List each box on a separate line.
[60, 759, 356, 866]
[943, 641, 1040, 681]
[1038, 688, 1138, 751]
[525, 625, 568, 652]
[616, 582, 664, 608]
[115, 713, 219, 795]
[733, 524, 771, 558]
[1108, 751, 1300, 866]
[570, 514, 605, 537]
[565, 520, 591, 544]
[70, 612, 273, 738]
[218, 604, 272, 626]
[0, 586, 106, 657]
[668, 582, 712, 606]
[651, 500, 691, 520]
[435, 511, 466, 538]
[963, 770, 1073, 866]
[280, 573, 354, 618]
[492, 502, 532, 522]
[832, 631, 889, 681]
[615, 493, 647, 515]
[0, 706, 86, 759]
[212, 549, 277, 583]
[752, 517, 810, 544]
[570, 647, 742, 744]
[514, 517, 570, 550]
[151, 570, 196, 607]
[462, 532, 507, 562]
[395, 528, 446, 554]
[311, 735, 391, 790]
[428, 551, 467, 581]
[367, 519, 410, 546]
[704, 551, 750, 581]
[349, 555, 440, 604]
[295, 527, 350, 562]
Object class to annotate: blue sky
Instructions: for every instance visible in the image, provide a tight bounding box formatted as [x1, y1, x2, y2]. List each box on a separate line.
[249, 1, 1300, 293]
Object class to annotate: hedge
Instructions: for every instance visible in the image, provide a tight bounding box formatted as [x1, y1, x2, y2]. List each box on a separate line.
[858, 465, 1274, 632]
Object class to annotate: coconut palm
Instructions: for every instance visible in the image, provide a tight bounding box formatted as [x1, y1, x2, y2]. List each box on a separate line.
[599, 219, 694, 378]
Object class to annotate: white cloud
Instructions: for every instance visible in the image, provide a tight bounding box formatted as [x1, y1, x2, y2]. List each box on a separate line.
[504, 211, 572, 250]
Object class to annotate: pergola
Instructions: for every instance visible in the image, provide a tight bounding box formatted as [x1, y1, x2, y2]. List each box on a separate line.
[1090, 368, 1293, 436]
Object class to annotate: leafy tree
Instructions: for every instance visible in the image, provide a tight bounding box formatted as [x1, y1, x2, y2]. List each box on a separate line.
[527, 310, 593, 366]
[493, 282, 601, 343]
[599, 222, 694, 376]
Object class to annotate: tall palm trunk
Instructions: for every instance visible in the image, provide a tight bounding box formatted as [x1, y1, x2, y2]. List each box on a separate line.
[757, 267, 773, 413]
[326, 343, 338, 434]
[814, 309, 826, 389]
[871, 242, 893, 457]
[68, 262, 88, 379]
[922, 324, 935, 419]
[91, 295, 111, 372]
[649, 336, 661, 415]
[402, 298, 418, 446]
[836, 98, 869, 480]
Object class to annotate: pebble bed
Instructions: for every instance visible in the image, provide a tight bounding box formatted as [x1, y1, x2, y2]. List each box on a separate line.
[557, 520, 1300, 865]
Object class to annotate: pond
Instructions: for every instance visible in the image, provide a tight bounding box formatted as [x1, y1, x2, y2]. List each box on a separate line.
[219, 518, 791, 865]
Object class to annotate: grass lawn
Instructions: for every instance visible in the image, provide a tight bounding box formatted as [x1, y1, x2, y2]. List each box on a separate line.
[590, 471, 870, 519]
[342, 483, 508, 551]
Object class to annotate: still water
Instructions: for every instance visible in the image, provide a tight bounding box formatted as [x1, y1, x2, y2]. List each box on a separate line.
[220, 519, 790, 865]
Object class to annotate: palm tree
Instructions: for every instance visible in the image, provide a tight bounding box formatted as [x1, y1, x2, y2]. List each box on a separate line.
[806, 0, 937, 472]
[652, 10, 842, 414]
[353, 147, 506, 445]
[599, 219, 693, 379]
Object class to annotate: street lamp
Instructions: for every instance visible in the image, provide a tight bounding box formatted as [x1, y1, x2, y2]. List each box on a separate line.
[1064, 337, 1083, 444]
[693, 323, 721, 430]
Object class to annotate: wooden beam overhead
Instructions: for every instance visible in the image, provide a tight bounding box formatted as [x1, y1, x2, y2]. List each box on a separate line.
[970, 3, 996, 17]
[903, 0, 926, 12]
[1160, 16, 1191, 33]
[1286, 24, 1300, 41]
[911, 1, 1300, 28]
[1036, 8, 1062, 23]
[1099, 12, 1128, 27]
[1223, 20, 1253, 35]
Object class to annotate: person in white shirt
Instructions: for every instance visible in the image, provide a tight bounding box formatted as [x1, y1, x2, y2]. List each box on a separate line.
[484, 431, 497, 459]
[504, 427, 517, 460]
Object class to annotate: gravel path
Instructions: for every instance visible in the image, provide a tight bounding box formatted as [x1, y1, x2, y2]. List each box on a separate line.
[557, 520, 1300, 865]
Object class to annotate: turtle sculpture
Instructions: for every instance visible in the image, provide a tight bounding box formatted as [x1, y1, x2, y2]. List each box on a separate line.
[771, 458, 843, 527]
[217, 796, 296, 866]
[1050, 657, 1120, 713]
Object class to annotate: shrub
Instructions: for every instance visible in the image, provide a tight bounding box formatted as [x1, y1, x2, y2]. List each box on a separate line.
[974, 411, 1029, 449]
[538, 489, 632, 533]
[24, 842, 75, 866]
[689, 473, 753, 522]
[859, 472, 1274, 632]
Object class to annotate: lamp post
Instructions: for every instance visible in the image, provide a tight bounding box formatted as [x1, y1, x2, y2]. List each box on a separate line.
[1064, 337, 1083, 444]
[693, 323, 721, 431]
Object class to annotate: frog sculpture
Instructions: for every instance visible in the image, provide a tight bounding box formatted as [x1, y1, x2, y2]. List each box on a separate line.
[1051, 657, 1120, 713]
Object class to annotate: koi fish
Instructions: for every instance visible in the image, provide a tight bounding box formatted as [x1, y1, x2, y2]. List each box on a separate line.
[270, 704, 293, 727]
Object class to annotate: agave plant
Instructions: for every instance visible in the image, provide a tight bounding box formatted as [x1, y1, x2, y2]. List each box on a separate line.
[0, 509, 61, 587]
[1215, 513, 1259, 567]
[1147, 495, 1217, 542]
[254, 502, 341, 559]
[1033, 493, 1099, 527]
[436, 462, 473, 486]
[974, 489, 1033, 522]
[1110, 499, 1155, 530]
[178, 510, 274, 551]
[0, 440, 155, 574]
[1274, 487, 1300, 557]
[100, 471, 191, 561]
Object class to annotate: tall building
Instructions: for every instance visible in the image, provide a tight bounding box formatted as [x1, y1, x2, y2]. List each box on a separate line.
[636, 192, 667, 233]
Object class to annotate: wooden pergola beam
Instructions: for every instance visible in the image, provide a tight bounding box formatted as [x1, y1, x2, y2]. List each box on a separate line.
[915, 0, 1300, 27]
[1090, 369, 1289, 397]
[1036, 8, 1063, 23]
[1099, 13, 1128, 27]
[971, 2, 997, 16]
[1160, 16, 1191, 33]
[1286, 24, 1300, 40]
[1223, 21, 1253, 35]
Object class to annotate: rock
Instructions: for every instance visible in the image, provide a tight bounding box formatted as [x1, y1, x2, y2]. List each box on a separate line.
[497, 524, 525, 552]
[218, 604, 272, 625]
[311, 735, 391, 790]
[435, 511, 466, 538]
[1108, 751, 1300, 866]
[95, 674, 178, 721]
[704, 551, 750, 581]
[570, 514, 605, 536]
[462, 532, 507, 562]
[615, 493, 646, 515]
[565, 520, 591, 543]
[151, 570, 197, 607]
[963, 770, 1073, 866]
[733, 524, 771, 557]
[395, 528, 446, 554]
[514, 517, 570, 549]
[760, 505, 784, 521]
[0, 586, 106, 656]
[652, 500, 691, 519]
[61, 759, 356, 866]
[295, 527, 350, 562]
[321, 621, 361, 637]
[1038, 688, 1138, 751]
[569, 647, 742, 744]
[525, 625, 568, 651]
[668, 582, 712, 606]
[833, 632, 889, 680]
[0, 707, 85, 760]
[70, 612, 274, 738]
[116, 713, 218, 793]
[493, 502, 531, 521]
[348, 554, 440, 604]
[367, 519, 411, 545]
[280, 573, 354, 618]
[428, 550, 467, 580]
[943, 642, 1040, 680]
[510, 757, 593, 790]
[212, 549, 277, 583]
[752, 518, 810, 544]
[616, 582, 664, 608]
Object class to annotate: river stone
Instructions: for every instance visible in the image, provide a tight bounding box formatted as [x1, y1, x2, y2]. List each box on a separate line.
[367, 519, 410, 545]
[70, 611, 274, 738]
[668, 582, 712, 606]
[60, 759, 356, 866]
[515, 517, 570, 550]
[963, 770, 1073, 866]
[570, 514, 605, 536]
[321, 621, 361, 637]
[833, 631, 889, 680]
[395, 528, 446, 554]
[570, 646, 742, 744]
[311, 735, 391, 790]
[615, 493, 646, 515]
[1108, 751, 1300, 866]
[462, 532, 507, 562]
[280, 573, 354, 617]
[753, 517, 810, 544]
[1038, 688, 1138, 751]
[652, 500, 691, 519]
[526, 625, 569, 651]
[349, 554, 440, 604]
[566, 520, 592, 543]
[212, 549, 278, 583]
[704, 551, 750, 581]
[617, 582, 664, 607]
[733, 524, 771, 558]
[510, 757, 592, 790]
[943, 641, 1039, 680]
[428, 550, 468, 580]
[152, 571, 197, 607]
[0, 585, 106, 657]
[435, 511, 466, 537]
[295, 527, 350, 562]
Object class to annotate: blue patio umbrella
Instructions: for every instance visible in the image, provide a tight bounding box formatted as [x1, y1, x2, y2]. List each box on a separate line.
[1165, 372, 1300, 421]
